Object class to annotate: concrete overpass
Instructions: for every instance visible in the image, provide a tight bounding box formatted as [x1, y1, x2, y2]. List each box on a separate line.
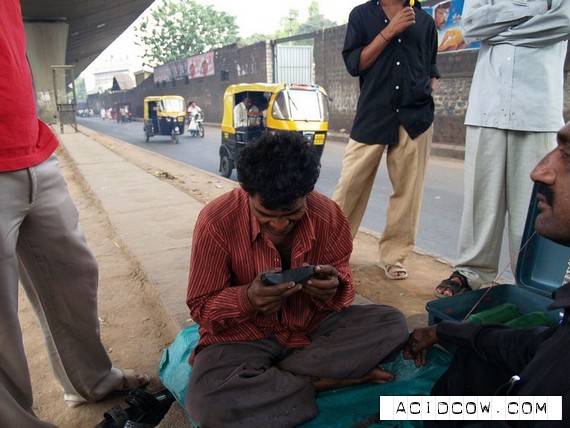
[21, 0, 154, 124]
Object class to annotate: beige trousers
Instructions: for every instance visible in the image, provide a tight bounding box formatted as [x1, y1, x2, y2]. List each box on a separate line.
[332, 125, 433, 266]
[455, 126, 557, 288]
[0, 154, 122, 427]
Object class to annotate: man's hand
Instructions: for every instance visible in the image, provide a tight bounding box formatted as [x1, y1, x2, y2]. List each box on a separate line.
[402, 326, 438, 367]
[384, 7, 416, 39]
[303, 264, 339, 301]
[246, 272, 301, 314]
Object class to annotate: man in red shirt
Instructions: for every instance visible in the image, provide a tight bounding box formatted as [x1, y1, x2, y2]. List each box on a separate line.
[185, 132, 409, 427]
[0, 1, 149, 426]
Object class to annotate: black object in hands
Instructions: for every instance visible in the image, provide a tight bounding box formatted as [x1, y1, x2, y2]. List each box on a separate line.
[261, 265, 316, 285]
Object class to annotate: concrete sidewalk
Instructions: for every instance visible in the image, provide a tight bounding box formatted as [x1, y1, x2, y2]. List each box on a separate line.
[60, 127, 204, 333]
[57, 126, 387, 333]
[54, 125, 451, 426]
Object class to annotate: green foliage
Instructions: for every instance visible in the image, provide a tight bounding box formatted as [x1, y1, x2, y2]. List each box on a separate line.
[135, 0, 239, 67]
[298, 1, 337, 34]
[274, 9, 300, 39]
[74, 77, 87, 102]
[240, 1, 338, 45]
[241, 33, 269, 46]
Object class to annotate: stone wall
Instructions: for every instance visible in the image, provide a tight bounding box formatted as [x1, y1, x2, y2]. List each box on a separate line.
[313, 25, 359, 133]
[88, 41, 271, 122]
[88, 25, 570, 150]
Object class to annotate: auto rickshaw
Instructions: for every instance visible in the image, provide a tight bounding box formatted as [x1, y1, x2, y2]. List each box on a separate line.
[219, 83, 330, 178]
[143, 95, 186, 144]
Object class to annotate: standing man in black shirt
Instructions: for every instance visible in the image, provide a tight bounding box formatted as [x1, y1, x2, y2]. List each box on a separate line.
[333, 0, 440, 280]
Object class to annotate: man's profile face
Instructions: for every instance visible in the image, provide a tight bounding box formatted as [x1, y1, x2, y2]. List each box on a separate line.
[249, 193, 307, 238]
[530, 122, 570, 246]
[435, 5, 450, 30]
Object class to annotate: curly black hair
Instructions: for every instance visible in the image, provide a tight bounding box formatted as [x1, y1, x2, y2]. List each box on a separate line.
[236, 131, 321, 210]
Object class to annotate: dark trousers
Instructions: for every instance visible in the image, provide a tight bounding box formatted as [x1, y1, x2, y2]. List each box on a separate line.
[425, 347, 513, 428]
[185, 304, 408, 428]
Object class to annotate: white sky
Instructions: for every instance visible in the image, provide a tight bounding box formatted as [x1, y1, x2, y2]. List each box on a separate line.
[197, 0, 363, 37]
[81, 0, 364, 84]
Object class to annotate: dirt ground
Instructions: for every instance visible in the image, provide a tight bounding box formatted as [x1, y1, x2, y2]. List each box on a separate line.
[23, 128, 453, 427]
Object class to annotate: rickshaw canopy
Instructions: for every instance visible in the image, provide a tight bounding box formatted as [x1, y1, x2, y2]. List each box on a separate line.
[218, 82, 330, 178]
[221, 83, 329, 133]
[143, 95, 186, 119]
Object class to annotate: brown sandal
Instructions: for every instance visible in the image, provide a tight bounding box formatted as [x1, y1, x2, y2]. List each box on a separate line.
[434, 271, 471, 298]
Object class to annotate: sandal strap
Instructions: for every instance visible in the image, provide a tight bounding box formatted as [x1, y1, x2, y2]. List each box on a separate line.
[125, 388, 159, 409]
[450, 270, 470, 287]
[437, 271, 472, 295]
[103, 406, 130, 427]
[124, 421, 154, 428]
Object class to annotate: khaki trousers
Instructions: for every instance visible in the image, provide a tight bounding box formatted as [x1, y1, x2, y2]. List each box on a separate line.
[332, 125, 433, 266]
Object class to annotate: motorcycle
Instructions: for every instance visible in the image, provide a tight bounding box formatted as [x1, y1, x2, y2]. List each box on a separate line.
[188, 112, 205, 138]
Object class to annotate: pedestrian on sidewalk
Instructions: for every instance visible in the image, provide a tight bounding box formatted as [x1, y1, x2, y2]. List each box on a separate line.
[435, 0, 570, 298]
[332, 0, 440, 280]
[185, 131, 409, 427]
[0, 2, 149, 426]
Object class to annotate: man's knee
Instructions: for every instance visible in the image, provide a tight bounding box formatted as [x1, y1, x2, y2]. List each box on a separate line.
[343, 304, 409, 360]
[359, 304, 409, 341]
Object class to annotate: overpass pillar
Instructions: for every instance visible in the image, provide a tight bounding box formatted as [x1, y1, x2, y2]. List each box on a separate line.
[24, 21, 69, 124]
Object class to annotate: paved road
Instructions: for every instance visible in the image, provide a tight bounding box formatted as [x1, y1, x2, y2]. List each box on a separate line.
[77, 116, 514, 282]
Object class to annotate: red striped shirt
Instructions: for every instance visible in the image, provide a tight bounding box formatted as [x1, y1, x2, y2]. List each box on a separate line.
[186, 188, 355, 363]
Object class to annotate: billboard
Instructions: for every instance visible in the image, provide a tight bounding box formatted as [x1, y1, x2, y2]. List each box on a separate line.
[154, 51, 215, 83]
[422, 0, 480, 52]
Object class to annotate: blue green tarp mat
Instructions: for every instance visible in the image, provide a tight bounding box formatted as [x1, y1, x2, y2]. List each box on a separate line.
[158, 324, 452, 427]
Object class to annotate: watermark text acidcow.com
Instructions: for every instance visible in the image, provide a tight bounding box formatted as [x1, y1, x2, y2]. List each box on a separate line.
[379, 396, 562, 421]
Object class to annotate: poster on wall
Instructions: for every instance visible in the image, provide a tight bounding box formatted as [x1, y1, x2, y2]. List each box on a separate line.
[186, 52, 215, 79]
[153, 51, 215, 83]
[422, 0, 480, 52]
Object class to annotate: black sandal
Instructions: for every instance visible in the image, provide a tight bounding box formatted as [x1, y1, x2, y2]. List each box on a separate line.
[95, 389, 175, 428]
[434, 271, 472, 298]
[95, 404, 145, 428]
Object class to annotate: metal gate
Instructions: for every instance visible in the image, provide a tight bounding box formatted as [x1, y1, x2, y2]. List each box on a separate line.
[274, 45, 313, 84]
[51, 65, 78, 133]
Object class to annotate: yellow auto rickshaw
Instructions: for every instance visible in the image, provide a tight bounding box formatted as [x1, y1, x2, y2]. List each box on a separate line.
[219, 83, 330, 178]
[143, 95, 186, 144]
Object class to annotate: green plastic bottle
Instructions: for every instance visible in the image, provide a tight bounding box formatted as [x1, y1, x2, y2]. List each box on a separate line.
[505, 312, 557, 328]
[465, 303, 521, 324]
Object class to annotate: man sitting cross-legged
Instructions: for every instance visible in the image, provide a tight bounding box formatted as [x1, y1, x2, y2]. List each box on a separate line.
[184, 131, 409, 427]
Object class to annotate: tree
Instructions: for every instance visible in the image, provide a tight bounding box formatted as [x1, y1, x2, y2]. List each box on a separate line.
[241, 33, 269, 46]
[298, 1, 337, 34]
[274, 9, 300, 39]
[74, 77, 87, 102]
[237, 2, 340, 47]
[134, 0, 239, 67]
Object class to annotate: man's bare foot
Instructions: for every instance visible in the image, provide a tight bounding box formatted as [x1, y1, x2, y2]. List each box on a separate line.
[312, 367, 394, 391]
[366, 367, 396, 384]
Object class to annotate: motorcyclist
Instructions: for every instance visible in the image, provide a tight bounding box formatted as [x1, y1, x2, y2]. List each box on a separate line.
[187, 101, 205, 136]
[187, 101, 203, 126]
